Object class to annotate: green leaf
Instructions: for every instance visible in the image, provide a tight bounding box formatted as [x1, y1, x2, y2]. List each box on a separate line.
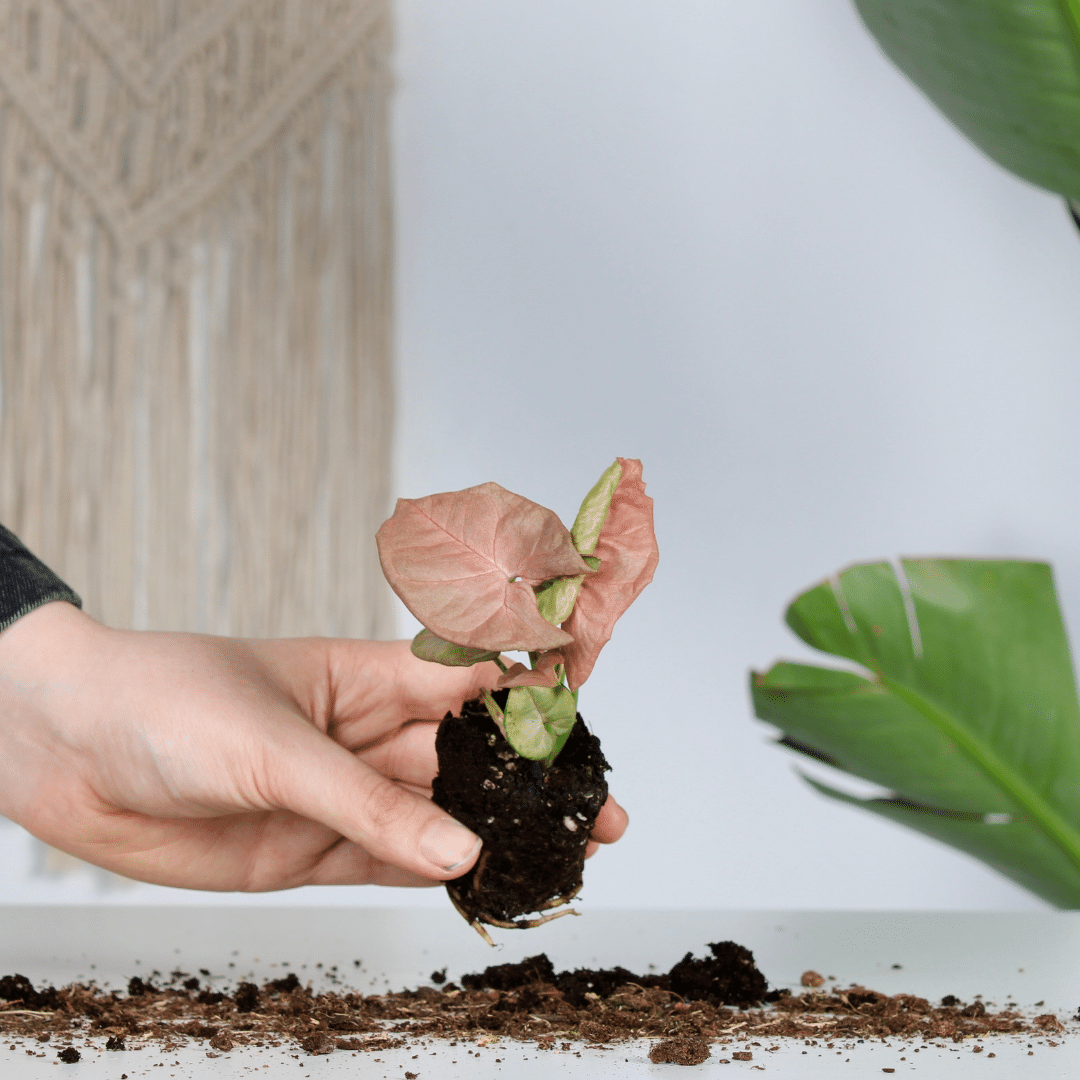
[534, 559, 599, 627]
[535, 575, 586, 625]
[571, 460, 623, 556]
[411, 629, 500, 667]
[805, 775, 1080, 909]
[853, 0, 1080, 199]
[504, 684, 579, 761]
[753, 559, 1080, 907]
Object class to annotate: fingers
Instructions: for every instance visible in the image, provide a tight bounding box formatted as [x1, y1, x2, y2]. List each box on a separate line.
[263, 721, 482, 881]
[591, 794, 629, 845]
[357, 719, 440, 787]
[49, 807, 449, 891]
[584, 794, 629, 859]
[303, 840, 445, 888]
[391, 644, 503, 722]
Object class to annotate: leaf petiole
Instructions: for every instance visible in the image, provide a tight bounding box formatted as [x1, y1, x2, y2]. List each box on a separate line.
[480, 689, 507, 738]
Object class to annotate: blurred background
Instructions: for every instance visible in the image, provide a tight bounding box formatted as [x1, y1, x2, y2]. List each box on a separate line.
[4, 0, 1080, 911]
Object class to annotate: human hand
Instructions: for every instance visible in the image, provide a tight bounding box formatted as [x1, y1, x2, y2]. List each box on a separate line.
[0, 603, 628, 891]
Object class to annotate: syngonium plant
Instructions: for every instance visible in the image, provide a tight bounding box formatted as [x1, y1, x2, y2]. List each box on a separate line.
[376, 459, 659, 765]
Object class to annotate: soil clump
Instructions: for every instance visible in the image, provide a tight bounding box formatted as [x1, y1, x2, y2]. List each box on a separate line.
[649, 1036, 711, 1065]
[432, 694, 609, 929]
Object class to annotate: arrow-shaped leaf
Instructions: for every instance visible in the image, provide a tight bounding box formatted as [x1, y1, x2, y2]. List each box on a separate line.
[752, 559, 1080, 907]
[376, 482, 591, 652]
[504, 684, 579, 761]
[562, 459, 659, 691]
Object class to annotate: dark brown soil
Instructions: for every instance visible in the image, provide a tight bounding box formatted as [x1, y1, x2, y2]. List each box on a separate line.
[668, 942, 769, 1006]
[432, 693, 610, 928]
[0, 946, 1056, 1066]
[460, 943, 768, 1009]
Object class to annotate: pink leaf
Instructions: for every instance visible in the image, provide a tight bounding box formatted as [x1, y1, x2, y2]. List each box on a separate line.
[497, 650, 565, 689]
[561, 459, 659, 690]
[377, 482, 590, 651]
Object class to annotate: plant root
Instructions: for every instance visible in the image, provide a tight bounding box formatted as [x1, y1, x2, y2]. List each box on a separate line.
[449, 890, 581, 943]
[535, 888, 581, 912]
[477, 907, 580, 931]
[469, 921, 496, 946]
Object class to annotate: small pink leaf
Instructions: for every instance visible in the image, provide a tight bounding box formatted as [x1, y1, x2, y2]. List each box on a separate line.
[562, 459, 659, 690]
[497, 650, 565, 689]
[377, 482, 590, 651]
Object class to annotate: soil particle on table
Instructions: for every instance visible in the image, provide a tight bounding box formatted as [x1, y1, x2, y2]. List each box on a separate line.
[0, 943, 1055, 1066]
[649, 1037, 711, 1065]
[432, 694, 610, 926]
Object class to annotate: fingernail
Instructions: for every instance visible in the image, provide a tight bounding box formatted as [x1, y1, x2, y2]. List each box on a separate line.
[420, 817, 482, 872]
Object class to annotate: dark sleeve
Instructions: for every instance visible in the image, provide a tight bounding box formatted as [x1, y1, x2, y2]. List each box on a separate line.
[0, 525, 82, 634]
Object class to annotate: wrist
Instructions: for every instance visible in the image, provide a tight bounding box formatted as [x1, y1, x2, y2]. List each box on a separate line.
[0, 602, 106, 828]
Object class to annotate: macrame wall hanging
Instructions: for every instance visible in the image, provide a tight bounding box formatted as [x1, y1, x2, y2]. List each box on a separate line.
[0, 0, 396, 639]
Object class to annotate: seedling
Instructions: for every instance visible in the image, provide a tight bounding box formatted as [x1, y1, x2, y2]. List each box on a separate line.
[376, 459, 658, 939]
[377, 458, 658, 766]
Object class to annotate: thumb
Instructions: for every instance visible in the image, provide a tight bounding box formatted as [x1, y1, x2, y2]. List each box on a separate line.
[263, 720, 482, 880]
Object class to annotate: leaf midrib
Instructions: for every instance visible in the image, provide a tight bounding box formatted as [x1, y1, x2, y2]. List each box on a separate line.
[881, 675, 1080, 875]
[1060, 0, 1080, 62]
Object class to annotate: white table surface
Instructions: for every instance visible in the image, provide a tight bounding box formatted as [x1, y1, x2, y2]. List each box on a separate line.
[1, 906, 1077, 1077]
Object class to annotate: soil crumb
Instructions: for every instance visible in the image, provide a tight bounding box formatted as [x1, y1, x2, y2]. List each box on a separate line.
[0, 946, 1053, 1062]
[649, 1036, 711, 1065]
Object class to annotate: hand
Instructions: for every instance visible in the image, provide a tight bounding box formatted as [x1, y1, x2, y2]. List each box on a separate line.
[0, 603, 628, 892]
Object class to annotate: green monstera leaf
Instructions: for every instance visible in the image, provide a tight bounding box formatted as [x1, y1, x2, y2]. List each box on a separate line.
[853, 0, 1080, 199]
[752, 559, 1080, 907]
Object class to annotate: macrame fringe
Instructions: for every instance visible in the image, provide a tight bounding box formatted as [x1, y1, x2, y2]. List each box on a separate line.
[0, 0, 395, 638]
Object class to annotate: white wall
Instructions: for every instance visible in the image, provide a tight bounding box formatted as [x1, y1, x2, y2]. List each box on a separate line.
[5, 0, 1078, 910]
[392, 0, 1080, 911]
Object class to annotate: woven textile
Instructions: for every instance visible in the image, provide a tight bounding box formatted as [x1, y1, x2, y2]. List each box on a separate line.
[0, 523, 80, 633]
[0, 0, 395, 637]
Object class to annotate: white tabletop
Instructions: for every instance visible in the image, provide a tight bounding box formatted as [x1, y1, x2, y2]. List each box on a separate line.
[1, 907, 1076, 1077]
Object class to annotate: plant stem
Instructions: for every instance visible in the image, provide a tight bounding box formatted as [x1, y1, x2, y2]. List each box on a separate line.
[493, 657, 508, 674]
[480, 689, 507, 738]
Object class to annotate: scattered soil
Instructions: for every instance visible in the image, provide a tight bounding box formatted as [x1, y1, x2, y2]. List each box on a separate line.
[649, 1036, 711, 1065]
[432, 693, 610, 930]
[0, 942, 1054, 1066]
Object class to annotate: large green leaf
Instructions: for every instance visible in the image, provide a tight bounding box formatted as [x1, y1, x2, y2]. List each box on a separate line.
[853, 0, 1080, 199]
[752, 559, 1080, 906]
[804, 776, 1080, 909]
